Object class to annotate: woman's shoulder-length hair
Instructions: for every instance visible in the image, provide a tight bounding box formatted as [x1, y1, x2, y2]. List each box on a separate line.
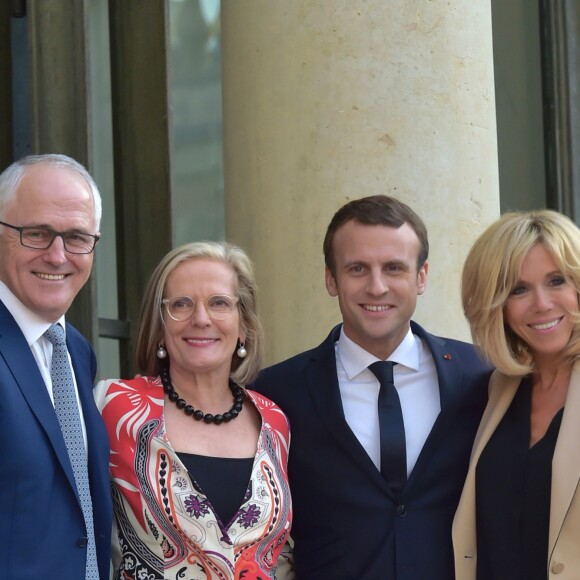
[461, 209, 580, 375]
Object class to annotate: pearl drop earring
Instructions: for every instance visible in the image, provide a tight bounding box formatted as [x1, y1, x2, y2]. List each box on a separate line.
[157, 344, 167, 359]
[237, 343, 247, 358]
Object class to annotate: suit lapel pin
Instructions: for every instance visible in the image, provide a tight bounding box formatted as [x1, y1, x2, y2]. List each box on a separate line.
[443, 353, 452, 360]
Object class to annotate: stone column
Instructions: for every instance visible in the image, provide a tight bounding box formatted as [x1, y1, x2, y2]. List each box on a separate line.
[222, 0, 499, 365]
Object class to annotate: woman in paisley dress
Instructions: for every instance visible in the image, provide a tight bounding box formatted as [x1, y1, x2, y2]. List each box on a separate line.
[95, 241, 293, 580]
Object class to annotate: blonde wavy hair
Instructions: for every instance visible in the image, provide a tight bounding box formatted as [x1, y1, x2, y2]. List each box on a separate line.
[135, 241, 264, 385]
[461, 209, 580, 376]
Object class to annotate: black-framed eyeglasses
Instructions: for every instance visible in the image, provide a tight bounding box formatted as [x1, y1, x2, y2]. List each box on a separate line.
[0, 220, 100, 254]
[162, 295, 239, 321]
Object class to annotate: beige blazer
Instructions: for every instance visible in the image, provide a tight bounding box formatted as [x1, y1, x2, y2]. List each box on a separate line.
[453, 362, 580, 580]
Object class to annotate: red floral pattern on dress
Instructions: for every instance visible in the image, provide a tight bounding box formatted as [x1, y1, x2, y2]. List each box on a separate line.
[95, 377, 293, 579]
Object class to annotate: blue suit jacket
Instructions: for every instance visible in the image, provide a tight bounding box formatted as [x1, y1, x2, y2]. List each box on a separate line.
[0, 300, 112, 580]
[254, 322, 491, 580]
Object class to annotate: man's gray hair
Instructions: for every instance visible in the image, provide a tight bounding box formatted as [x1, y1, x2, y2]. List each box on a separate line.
[0, 154, 102, 229]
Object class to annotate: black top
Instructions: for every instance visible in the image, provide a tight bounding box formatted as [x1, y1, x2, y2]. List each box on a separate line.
[177, 452, 254, 527]
[475, 377, 564, 580]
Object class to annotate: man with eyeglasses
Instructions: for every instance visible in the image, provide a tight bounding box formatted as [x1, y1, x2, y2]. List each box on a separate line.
[0, 154, 112, 579]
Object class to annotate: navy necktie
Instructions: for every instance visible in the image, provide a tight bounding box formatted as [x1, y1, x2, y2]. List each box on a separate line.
[368, 361, 407, 496]
[44, 323, 99, 579]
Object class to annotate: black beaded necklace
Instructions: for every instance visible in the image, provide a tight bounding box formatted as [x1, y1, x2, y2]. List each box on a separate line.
[160, 367, 245, 425]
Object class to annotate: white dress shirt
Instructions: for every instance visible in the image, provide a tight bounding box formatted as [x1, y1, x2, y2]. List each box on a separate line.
[335, 326, 441, 476]
[0, 281, 88, 448]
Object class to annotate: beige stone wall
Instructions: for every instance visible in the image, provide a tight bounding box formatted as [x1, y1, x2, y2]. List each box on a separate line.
[222, 1, 500, 365]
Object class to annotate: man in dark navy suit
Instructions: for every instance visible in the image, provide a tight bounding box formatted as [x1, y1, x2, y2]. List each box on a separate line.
[254, 195, 490, 579]
[0, 154, 111, 579]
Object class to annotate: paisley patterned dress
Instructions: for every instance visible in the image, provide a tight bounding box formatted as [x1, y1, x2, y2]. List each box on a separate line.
[94, 376, 293, 580]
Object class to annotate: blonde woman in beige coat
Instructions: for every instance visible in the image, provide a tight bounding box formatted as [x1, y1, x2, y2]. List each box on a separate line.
[453, 209, 580, 580]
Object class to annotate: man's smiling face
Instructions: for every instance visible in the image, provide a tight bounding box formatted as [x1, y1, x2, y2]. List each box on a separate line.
[0, 163, 97, 322]
[325, 220, 428, 360]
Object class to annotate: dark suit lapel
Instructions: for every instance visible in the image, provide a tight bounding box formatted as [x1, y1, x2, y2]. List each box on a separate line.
[0, 302, 79, 498]
[67, 327, 106, 477]
[67, 324, 113, 568]
[306, 325, 393, 495]
[405, 322, 472, 486]
[412, 322, 465, 409]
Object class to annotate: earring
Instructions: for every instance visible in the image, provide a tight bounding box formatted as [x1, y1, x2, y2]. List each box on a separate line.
[237, 343, 247, 358]
[157, 344, 167, 359]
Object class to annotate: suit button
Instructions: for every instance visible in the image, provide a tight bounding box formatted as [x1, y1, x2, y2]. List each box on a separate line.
[77, 537, 88, 548]
[396, 505, 407, 517]
[551, 562, 564, 574]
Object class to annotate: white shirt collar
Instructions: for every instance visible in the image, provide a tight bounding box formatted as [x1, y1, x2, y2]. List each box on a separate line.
[337, 325, 420, 381]
[0, 281, 66, 346]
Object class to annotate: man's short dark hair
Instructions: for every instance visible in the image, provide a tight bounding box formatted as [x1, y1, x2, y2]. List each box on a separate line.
[323, 194, 429, 276]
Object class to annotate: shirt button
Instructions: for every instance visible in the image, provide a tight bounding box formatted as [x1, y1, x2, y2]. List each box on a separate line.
[551, 562, 564, 574]
[396, 505, 407, 517]
[77, 537, 88, 548]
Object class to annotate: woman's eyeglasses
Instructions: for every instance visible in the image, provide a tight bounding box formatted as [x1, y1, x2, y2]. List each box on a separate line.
[162, 295, 239, 321]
